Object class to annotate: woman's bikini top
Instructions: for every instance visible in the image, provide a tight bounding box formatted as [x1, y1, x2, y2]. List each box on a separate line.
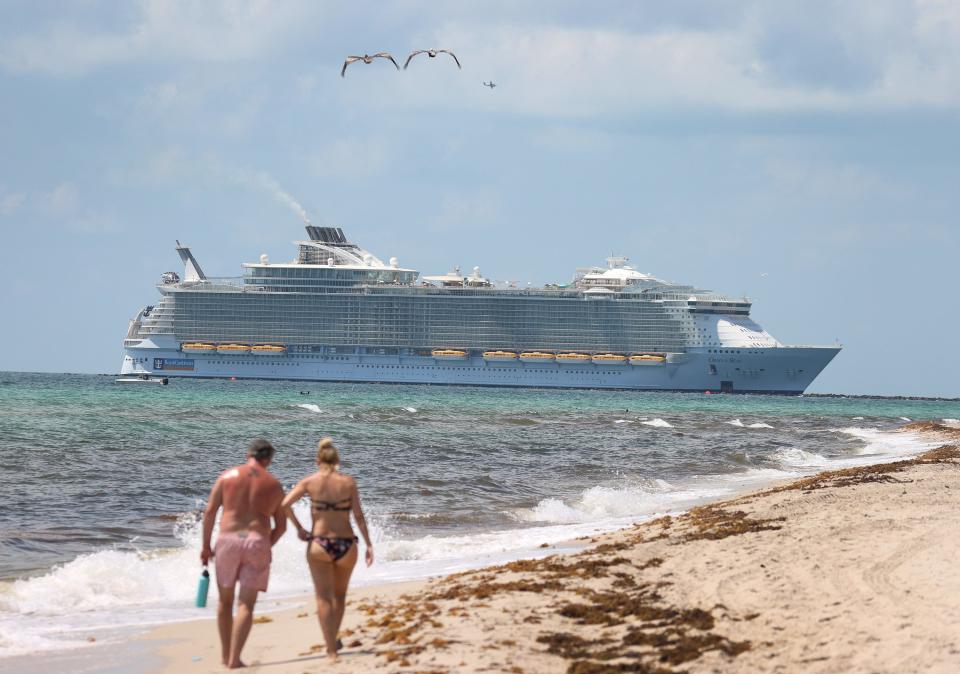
[312, 496, 352, 512]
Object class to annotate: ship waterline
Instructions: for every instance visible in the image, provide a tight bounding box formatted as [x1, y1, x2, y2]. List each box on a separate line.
[120, 227, 840, 393]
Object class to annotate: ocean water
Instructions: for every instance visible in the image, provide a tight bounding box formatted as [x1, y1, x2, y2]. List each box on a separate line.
[0, 372, 957, 658]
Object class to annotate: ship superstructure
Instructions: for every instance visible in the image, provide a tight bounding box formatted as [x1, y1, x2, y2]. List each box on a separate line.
[120, 227, 839, 393]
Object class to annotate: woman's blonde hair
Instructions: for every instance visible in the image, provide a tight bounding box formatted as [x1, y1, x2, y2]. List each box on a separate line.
[316, 437, 340, 468]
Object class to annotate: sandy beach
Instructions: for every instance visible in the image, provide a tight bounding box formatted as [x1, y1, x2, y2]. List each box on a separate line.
[125, 422, 959, 674]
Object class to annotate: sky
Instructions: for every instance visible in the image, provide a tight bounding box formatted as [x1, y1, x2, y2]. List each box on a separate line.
[0, 1, 958, 397]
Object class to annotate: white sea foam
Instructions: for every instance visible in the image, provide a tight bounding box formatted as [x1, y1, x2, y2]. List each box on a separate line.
[832, 426, 942, 459]
[942, 418, 960, 427]
[613, 419, 633, 424]
[899, 416, 912, 422]
[516, 482, 685, 525]
[773, 448, 830, 468]
[295, 403, 323, 413]
[515, 468, 806, 528]
[640, 418, 672, 428]
[402, 407, 417, 413]
[726, 419, 772, 429]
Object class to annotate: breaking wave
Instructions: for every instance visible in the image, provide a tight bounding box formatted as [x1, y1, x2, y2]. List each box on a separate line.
[726, 419, 773, 429]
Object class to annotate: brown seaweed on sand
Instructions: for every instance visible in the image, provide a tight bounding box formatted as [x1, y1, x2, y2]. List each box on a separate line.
[682, 506, 785, 541]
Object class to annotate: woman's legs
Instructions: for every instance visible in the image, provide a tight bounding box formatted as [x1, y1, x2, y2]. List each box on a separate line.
[307, 544, 339, 657]
[306, 541, 359, 658]
[331, 544, 358, 638]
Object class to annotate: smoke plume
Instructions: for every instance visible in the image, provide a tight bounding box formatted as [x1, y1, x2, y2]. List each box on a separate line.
[252, 172, 312, 226]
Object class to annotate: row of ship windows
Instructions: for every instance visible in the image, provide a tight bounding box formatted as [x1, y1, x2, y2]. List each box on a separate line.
[170, 303, 682, 313]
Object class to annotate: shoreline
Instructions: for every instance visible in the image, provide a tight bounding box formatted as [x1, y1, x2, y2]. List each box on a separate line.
[13, 422, 956, 673]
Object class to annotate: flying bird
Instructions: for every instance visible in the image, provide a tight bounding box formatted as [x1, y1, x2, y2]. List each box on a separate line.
[404, 49, 461, 70]
[483, 81, 496, 89]
[341, 53, 399, 77]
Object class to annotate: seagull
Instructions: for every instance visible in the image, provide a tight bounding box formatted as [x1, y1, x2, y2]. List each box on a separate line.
[341, 53, 399, 77]
[403, 49, 461, 69]
[483, 80, 496, 89]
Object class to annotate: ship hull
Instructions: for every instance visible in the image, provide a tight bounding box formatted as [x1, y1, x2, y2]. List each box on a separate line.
[121, 339, 839, 394]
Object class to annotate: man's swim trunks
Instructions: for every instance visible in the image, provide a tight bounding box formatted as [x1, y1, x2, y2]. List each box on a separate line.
[215, 530, 271, 591]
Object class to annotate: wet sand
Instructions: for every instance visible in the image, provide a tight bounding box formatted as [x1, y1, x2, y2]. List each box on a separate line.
[31, 423, 960, 674]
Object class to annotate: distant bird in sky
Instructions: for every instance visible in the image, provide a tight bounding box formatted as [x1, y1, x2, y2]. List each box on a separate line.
[404, 49, 461, 69]
[483, 80, 496, 89]
[341, 53, 399, 77]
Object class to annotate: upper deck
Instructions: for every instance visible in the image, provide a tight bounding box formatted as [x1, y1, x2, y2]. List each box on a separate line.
[162, 226, 749, 312]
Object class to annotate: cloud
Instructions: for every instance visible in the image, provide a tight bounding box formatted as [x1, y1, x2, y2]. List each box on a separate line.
[65, 212, 125, 234]
[310, 137, 394, 180]
[748, 0, 915, 91]
[135, 81, 182, 112]
[1, 182, 80, 218]
[761, 158, 914, 201]
[0, 0, 314, 75]
[428, 191, 501, 233]
[0, 190, 25, 216]
[532, 125, 615, 152]
[43, 182, 80, 215]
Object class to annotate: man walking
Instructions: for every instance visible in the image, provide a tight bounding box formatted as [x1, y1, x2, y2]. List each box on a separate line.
[201, 439, 286, 668]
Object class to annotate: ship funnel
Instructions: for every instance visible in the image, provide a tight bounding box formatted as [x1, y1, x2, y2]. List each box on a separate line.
[305, 226, 348, 244]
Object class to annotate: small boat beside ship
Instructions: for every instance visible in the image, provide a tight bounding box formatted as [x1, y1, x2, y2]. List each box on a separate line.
[251, 344, 286, 355]
[432, 349, 468, 361]
[520, 352, 555, 363]
[592, 353, 628, 365]
[217, 344, 251, 354]
[181, 342, 217, 354]
[556, 353, 592, 365]
[115, 374, 169, 385]
[483, 350, 518, 362]
[630, 354, 666, 365]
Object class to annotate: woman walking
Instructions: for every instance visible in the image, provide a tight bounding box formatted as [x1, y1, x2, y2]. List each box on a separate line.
[282, 438, 374, 659]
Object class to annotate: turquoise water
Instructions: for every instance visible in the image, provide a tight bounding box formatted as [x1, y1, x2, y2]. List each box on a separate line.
[0, 371, 957, 656]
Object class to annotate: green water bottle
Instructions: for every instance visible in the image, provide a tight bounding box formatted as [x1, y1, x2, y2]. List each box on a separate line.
[195, 565, 210, 608]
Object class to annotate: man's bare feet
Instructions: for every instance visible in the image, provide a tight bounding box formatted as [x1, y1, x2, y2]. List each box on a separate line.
[227, 659, 247, 669]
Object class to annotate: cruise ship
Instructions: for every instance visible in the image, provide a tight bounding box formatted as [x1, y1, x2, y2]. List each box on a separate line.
[119, 226, 840, 394]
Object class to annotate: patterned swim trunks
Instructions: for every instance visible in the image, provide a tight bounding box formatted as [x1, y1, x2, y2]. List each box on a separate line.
[215, 530, 272, 591]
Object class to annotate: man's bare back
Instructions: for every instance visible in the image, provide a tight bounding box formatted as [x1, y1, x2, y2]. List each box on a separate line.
[217, 461, 284, 537]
